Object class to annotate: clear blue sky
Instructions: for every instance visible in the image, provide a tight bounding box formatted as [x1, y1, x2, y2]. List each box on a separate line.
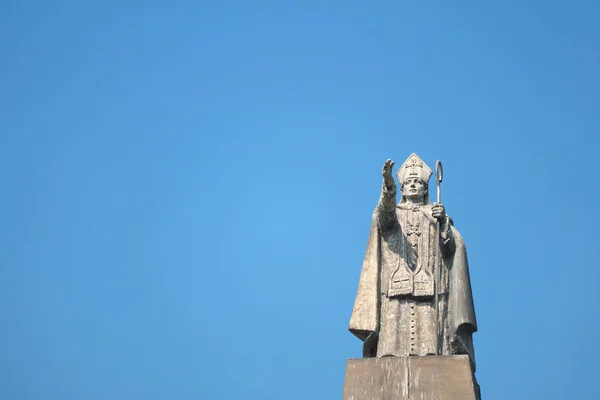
[1, 1, 599, 399]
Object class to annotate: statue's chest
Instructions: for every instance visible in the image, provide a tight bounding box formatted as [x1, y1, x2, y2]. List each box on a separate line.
[396, 208, 435, 262]
[385, 207, 438, 299]
[400, 207, 425, 247]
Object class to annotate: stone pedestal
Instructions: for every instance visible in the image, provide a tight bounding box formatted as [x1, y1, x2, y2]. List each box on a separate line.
[342, 355, 480, 400]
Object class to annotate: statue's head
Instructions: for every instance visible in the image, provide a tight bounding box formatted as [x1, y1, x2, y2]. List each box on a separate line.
[401, 177, 428, 201]
[397, 153, 432, 204]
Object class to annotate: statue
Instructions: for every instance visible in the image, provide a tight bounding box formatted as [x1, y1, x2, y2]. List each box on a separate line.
[349, 153, 477, 368]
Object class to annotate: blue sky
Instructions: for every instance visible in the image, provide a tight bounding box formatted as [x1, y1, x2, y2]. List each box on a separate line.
[1, 1, 599, 399]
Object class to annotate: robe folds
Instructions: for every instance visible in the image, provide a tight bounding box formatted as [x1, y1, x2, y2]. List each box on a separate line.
[349, 203, 478, 370]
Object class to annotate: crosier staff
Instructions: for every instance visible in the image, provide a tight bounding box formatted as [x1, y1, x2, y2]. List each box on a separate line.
[434, 160, 444, 355]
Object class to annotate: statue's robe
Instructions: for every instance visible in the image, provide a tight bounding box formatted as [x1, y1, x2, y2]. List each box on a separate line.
[349, 184, 477, 369]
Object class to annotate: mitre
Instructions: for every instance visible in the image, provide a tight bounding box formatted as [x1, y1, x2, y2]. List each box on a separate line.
[396, 153, 432, 184]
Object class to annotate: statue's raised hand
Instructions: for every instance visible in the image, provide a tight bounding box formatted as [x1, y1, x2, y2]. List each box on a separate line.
[382, 159, 395, 188]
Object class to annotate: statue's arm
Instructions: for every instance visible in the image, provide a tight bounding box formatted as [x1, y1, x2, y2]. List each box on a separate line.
[377, 159, 398, 229]
[440, 217, 456, 256]
[432, 203, 456, 255]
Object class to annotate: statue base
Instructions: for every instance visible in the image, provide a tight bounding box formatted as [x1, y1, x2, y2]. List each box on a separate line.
[342, 355, 480, 400]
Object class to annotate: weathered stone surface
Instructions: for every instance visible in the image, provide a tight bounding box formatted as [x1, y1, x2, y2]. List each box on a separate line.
[342, 355, 480, 400]
[349, 154, 477, 366]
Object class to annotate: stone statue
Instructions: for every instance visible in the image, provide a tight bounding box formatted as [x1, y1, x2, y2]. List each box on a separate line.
[349, 153, 477, 368]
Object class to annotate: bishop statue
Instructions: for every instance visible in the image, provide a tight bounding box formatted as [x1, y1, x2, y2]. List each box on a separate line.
[349, 154, 477, 368]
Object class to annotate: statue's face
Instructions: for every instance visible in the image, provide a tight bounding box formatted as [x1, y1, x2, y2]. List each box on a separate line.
[401, 177, 427, 200]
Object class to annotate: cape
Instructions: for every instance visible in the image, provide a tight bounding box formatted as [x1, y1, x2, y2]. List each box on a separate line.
[349, 211, 478, 367]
